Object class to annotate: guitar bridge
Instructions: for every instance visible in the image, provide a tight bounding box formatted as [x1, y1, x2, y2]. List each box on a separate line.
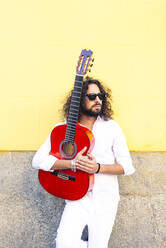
[52, 171, 76, 182]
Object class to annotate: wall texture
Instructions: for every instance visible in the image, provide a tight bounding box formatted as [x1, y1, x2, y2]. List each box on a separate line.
[0, 151, 165, 248]
[0, 0, 166, 151]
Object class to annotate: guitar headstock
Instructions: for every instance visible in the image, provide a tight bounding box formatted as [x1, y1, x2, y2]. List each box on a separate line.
[76, 49, 94, 76]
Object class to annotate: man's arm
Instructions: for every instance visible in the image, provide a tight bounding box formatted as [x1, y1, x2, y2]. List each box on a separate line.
[50, 147, 87, 170]
[75, 153, 124, 175]
[99, 163, 124, 175]
[50, 159, 71, 170]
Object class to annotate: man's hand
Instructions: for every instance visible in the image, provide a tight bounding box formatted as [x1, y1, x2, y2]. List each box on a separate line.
[75, 150, 98, 174]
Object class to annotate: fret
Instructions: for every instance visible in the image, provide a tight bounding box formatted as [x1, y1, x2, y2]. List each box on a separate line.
[72, 97, 81, 101]
[65, 133, 74, 138]
[74, 81, 82, 88]
[65, 132, 75, 138]
[67, 122, 77, 127]
[67, 126, 76, 131]
[65, 133, 75, 138]
[67, 118, 77, 123]
[71, 99, 80, 104]
[67, 121, 76, 127]
[65, 132, 74, 137]
[72, 92, 81, 95]
[69, 112, 78, 116]
[75, 80, 83, 85]
[73, 90, 81, 94]
[71, 95, 80, 99]
[72, 95, 81, 100]
[75, 75, 84, 79]
[65, 140, 74, 144]
[67, 123, 77, 128]
[65, 136, 74, 142]
[69, 107, 79, 112]
[66, 135, 75, 140]
[65, 135, 75, 140]
[67, 123, 76, 127]
[65, 134, 75, 139]
[74, 85, 82, 89]
[68, 114, 78, 119]
[70, 102, 80, 106]
[68, 112, 78, 118]
[70, 103, 80, 107]
[70, 103, 80, 108]
[72, 92, 81, 96]
[64, 140, 74, 145]
[73, 86, 82, 92]
[69, 105, 79, 111]
[69, 106, 79, 110]
[73, 89, 81, 93]
[68, 117, 78, 122]
[71, 103, 80, 107]
[68, 116, 78, 121]
[75, 77, 83, 83]
[73, 85, 81, 90]
[68, 114, 78, 118]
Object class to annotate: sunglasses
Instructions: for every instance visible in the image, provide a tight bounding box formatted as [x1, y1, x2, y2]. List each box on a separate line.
[85, 93, 105, 101]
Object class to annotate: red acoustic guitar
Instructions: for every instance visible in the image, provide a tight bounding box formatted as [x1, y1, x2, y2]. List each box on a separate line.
[38, 49, 95, 200]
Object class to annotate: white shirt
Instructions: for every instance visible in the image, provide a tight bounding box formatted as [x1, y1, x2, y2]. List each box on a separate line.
[32, 117, 135, 213]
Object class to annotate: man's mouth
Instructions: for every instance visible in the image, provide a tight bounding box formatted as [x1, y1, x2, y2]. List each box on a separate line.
[93, 104, 101, 108]
[94, 102, 101, 106]
[92, 104, 102, 112]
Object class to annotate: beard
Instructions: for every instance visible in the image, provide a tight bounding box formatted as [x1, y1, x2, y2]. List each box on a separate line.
[80, 103, 102, 117]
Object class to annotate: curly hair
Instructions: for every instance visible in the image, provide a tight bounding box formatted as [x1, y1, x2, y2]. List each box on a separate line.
[62, 77, 114, 121]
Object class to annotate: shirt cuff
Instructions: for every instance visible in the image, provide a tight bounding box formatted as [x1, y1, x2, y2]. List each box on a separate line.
[39, 155, 58, 171]
[117, 158, 135, 176]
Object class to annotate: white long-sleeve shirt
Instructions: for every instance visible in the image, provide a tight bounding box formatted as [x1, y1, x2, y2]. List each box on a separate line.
[32, 117, 135, 213]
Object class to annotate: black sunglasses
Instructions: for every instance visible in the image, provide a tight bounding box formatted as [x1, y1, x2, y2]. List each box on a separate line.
[85, 93, 105, 101]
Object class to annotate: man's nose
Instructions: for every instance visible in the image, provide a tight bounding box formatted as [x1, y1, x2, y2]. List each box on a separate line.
[95, 96, 101, 102]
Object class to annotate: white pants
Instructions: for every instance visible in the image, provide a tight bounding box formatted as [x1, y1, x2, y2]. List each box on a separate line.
[56, 199, 118, 248]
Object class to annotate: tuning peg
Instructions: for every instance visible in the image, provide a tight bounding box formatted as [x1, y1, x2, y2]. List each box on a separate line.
[89, 69, 91, 72]
[90, 64, 93, 67]
[91, 58, 94, 62]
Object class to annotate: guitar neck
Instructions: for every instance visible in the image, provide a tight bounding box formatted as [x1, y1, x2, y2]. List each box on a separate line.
[65, 75, 83, 143]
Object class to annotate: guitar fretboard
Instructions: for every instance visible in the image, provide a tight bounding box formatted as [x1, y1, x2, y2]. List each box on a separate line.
[65, 75, 83, 144]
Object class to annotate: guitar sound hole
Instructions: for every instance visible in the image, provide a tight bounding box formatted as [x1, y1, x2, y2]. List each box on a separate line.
[59, 140, 77, 159]
[62, 142, 75, 156]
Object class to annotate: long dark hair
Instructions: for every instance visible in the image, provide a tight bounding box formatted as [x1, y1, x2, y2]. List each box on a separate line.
[62, 77, 114, 121]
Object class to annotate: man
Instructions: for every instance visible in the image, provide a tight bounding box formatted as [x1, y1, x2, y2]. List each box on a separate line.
[32, 77, 135, 248]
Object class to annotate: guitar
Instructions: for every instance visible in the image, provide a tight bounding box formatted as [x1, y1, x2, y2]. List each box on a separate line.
[38, 49, 95, 200]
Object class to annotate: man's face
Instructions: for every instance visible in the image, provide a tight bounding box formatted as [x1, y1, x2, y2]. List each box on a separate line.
[81, 84, 103, 117]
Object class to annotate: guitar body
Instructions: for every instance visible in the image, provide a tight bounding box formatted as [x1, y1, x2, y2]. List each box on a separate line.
[38, 123, 95, 200]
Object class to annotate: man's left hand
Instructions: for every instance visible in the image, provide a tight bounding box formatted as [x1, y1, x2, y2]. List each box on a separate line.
[75, 153, 98, 174]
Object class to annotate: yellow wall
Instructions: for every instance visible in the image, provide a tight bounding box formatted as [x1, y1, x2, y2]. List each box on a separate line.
[0, 0, 166, 151]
